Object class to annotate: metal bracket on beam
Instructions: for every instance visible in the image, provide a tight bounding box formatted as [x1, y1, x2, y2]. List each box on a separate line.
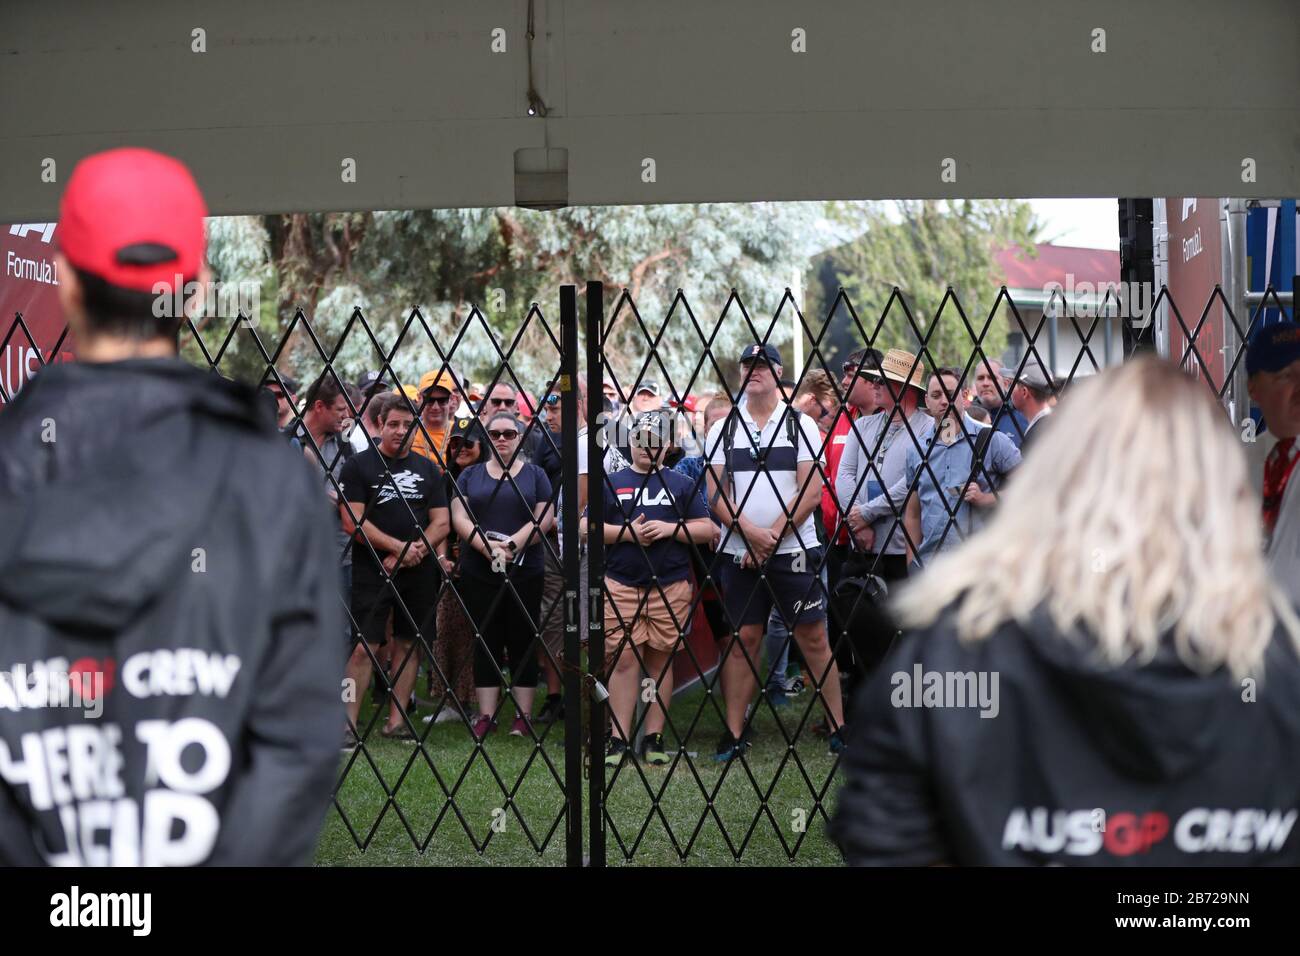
[515, 147, 568, 210]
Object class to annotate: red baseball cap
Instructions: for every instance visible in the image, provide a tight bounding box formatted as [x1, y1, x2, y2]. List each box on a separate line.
[57, 147, 208, 293]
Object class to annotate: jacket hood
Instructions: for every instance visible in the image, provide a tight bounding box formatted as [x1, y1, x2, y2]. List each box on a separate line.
[0, 357, 274, 634]
[1012, 604, 1233, 783]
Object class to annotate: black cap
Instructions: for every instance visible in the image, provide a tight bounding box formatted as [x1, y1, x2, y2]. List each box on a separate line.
[630, 410, 671, 448]
[266, 374, 298, 395]
[635, 381, 660, 396]
[448, 415, 488, 444]
[740, 343, 782, 366]
[357, 370, 389, 395]
[846, 347, 883, 370]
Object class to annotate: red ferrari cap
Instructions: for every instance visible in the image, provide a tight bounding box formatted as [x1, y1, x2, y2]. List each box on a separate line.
[57, 147, 208, 293]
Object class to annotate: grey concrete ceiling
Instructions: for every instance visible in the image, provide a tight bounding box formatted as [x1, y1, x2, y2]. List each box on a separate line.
[1, 0, 1297, 219]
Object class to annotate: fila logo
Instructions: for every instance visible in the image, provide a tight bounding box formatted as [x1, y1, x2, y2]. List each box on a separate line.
[8, 223, 57, 243]
[616, 486, 673, 507]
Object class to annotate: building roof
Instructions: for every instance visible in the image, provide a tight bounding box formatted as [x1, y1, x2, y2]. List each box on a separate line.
[995, 243, 1120, 290]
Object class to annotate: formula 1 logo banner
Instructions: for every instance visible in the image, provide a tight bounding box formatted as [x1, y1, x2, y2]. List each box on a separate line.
[1, 221, 73, 401]
[1163, 198, 1225, 393]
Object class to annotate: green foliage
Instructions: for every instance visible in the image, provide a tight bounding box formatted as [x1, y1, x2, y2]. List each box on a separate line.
[200, 204, 826, 397]
[196, 200, 1040, 398]
[811, 200, 1043, 372]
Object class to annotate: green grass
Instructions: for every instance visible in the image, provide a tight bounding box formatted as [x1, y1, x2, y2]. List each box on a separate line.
[314, 677, 844, 867]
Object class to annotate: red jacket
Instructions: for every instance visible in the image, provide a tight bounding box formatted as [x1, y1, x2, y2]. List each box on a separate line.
[821, 406, 860, 546]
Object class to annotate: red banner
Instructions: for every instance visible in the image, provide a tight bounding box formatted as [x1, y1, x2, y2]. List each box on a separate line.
[1164, 198, 1226, 391]
[1, 221, 74, 401]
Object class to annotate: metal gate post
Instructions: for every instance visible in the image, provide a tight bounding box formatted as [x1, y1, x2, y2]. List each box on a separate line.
[560, 284, 584, 867]
[585, 280, 607, 868]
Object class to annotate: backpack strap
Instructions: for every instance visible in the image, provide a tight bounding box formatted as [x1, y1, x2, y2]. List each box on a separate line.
[722, 409, 741, 487]
[967, 425, 994, 488]
[723, 405, 803, 469]
[784, 405, 801, 450]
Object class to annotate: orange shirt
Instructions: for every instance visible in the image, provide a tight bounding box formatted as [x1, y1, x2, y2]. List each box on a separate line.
[409, 419, 449, 467]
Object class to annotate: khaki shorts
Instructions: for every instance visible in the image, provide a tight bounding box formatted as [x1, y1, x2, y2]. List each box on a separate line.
[604, 577, 693, 657]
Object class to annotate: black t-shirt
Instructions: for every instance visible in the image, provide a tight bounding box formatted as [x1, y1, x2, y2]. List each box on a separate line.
[457, 462, 553, 580]
[533, 426, 564, 492]
[601, 466, 709, 587]
[338, 445, 448, 576]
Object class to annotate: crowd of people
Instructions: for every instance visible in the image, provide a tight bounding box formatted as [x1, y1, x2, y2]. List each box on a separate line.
[272, 338, 1066, 766]
[17, 145, 1296, 870]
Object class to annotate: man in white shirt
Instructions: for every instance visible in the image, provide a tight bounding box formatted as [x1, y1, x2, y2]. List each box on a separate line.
[706, 343, 847, 759]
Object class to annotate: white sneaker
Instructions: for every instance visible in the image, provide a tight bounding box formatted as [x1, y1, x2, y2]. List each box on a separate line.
[433, 707, 464, 724]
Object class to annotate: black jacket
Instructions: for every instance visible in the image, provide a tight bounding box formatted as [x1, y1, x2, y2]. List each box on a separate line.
[0, 357, 343, 866]
[532, 425, 564, 491]
[830, 602, 1300, 865]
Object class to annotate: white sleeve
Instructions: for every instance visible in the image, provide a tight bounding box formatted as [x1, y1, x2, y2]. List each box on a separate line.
[797, 414, 824, 464]
[707, 420, 726, 467]
[577, 430, 589, 476]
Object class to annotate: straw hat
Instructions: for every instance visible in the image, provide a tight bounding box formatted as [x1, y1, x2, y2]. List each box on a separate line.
[878, 348, 926, 391]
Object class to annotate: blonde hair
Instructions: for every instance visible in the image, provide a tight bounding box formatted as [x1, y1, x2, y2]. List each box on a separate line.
[891, 356, 1300, 679]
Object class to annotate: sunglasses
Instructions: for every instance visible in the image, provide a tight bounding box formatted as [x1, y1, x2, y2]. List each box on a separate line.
[488, 429, 519, 441]
[488, 396, 517, 407]
[543, 394, 561, 407]
[423, 394, 451, 405]
[843, 362, 882, 383]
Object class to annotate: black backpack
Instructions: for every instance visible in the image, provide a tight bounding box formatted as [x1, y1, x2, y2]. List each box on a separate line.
[966, 425, 996, 489]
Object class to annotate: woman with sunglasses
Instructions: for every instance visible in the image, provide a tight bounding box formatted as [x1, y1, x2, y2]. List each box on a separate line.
[425, 416, 488, 726]
[450, 411, 555, 739]
[480, 381, 545, 465]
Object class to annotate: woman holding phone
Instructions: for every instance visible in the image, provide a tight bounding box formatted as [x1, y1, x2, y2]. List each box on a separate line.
[450, 411, 554, 739]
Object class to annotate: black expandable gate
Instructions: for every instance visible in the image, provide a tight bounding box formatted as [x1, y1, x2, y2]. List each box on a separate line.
[2, 280, 1294, 865]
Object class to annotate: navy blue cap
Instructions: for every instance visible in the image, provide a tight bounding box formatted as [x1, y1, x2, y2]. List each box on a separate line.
[739, 343, 782, 366]
[630, 410, 671, 448]
[1247, 322, 1300, 377]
